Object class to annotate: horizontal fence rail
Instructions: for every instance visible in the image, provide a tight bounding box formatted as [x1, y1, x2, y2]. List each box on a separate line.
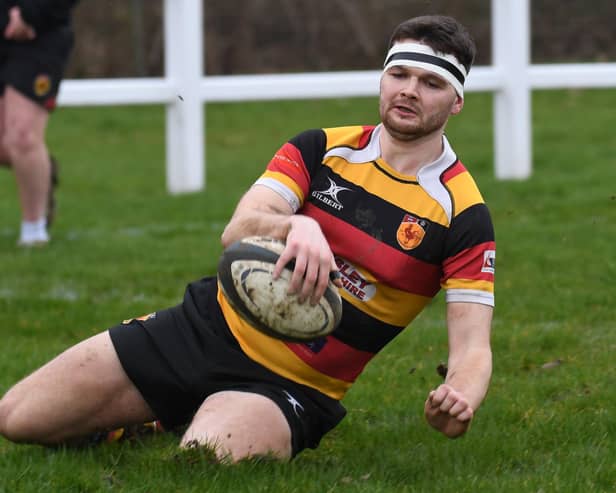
[59, 64, 616, 106]
[57, 0, 616, 192]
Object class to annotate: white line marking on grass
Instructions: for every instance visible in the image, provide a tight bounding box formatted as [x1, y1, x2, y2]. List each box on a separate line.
[0, 284, 157, 304]
[2, 221, 226, 242]
[64, 221, 226, 241]
[48, 285, 80, 301]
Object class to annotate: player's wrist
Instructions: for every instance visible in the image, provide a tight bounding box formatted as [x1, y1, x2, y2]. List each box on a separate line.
[288, 214, 320, 232]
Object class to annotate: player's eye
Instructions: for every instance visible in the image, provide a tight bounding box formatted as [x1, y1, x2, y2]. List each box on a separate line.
[387, 69, 406, 79]
[424, 77, 445, 89]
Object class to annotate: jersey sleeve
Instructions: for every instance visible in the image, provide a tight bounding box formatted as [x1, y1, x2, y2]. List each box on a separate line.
[254, 129, 326, 212]
[440, 203, 496, 306]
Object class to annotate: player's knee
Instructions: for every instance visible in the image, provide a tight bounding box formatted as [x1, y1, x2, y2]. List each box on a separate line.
[2, 124, 40, 158]
[178, 391, 293, 463]
[179, 437, 234, 464]
[0, 391, 31, 443]
[179, 433, 291, 464]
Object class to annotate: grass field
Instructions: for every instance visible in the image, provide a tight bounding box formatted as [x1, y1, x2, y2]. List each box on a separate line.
[0, 89, 615, 492]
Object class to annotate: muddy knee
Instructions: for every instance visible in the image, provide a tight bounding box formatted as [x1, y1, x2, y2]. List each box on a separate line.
[180, 391, 292, 462]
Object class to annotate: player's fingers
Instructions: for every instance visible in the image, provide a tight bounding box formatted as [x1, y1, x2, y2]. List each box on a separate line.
[5, 9, 18, 38]
[438, 393, 457, 413]
[289, 254, 308, 297]
[329, 259, 342, 287]
[309, 254, 332, 305]
[425, 390, 440, 414]
[431, 385, 450, 405]
[274, 243, 306, 297]
[425, 389, 437, 406]
[456, 407, 474, 422]
[330, 269, 342, 289]
[299, 256, 320, 304]
[448, 399, 469, 417]
[273, 246, 295, 279]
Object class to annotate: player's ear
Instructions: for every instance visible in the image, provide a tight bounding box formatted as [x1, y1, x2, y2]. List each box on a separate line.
[451, 95, 464, 115]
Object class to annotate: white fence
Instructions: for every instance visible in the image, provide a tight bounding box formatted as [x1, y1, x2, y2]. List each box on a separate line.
[58, 0, 616, 193]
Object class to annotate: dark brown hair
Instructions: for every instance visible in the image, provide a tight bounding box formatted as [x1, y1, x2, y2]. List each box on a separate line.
[388, 15, 476, 73]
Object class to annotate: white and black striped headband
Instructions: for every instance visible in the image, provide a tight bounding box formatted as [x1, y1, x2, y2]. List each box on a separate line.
[383, 42, 467, 97]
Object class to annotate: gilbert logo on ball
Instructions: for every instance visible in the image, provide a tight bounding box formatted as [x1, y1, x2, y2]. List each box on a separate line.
[217, 236, 342, 342]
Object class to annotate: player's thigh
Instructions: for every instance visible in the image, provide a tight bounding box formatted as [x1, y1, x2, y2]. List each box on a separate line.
[34, 331, 156, 426]
[3, 86, 48, 144]
[0, 331, 155, 442]
[181, 390, 292, 462]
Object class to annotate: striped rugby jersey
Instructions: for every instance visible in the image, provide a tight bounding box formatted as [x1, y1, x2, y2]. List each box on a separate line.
[218, 124, 495, 400]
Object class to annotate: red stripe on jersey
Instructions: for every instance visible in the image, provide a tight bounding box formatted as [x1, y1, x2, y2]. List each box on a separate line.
[268, 142, 311, 199]
[443, 241, 496, 282]
[286, 337, 374, 383]
[303, 203, 441, 297]
[441, 161, 466, 183]
[358, 126, 376, 148]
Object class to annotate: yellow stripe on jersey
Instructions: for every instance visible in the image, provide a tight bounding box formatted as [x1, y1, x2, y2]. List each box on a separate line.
[324, 126, 366, 148]
[444, 171, 485, 216]
[217, 287, 351, 400]
[324, 156, 450, 226]
[442, 277, 494, 293]
[260, 170, 305, 204]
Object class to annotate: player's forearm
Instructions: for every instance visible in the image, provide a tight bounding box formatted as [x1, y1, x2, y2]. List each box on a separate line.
[221, 209, 293, 248]
[445, 347, 492, 411]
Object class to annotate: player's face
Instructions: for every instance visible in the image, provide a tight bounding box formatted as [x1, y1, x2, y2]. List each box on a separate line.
[379, 64, 463, 142]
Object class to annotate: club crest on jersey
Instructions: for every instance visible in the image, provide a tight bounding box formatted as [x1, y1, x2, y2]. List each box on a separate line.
[396, 214, 427, 250]
[335, 258, 376, 301]
[311, 177, 351, 211]
[481, 250, 496, 274]
[34, 74, 51, 97]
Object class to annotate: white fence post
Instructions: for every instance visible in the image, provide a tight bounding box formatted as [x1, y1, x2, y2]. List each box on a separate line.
[492, 0, 532, 179]
[163, 0, 204, 193]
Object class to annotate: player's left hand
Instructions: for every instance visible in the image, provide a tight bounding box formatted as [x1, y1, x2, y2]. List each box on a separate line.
[424, 384, 473, 438]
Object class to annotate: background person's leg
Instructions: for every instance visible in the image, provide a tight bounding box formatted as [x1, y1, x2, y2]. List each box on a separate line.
[0, 96, 11, 165]
[2, 86, 51, 244]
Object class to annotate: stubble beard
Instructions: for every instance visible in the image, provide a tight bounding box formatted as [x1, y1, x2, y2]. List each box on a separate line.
[380, 100, 451, 142]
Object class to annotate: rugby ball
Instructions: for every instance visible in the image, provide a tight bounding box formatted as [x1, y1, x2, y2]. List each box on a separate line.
[217, 236, 342, 342]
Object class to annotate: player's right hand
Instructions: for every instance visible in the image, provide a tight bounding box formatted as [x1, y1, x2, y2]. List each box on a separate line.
[274, 215, 338, 305]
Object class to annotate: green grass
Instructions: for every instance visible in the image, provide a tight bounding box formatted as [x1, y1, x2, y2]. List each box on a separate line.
[1, 90, 615, 492]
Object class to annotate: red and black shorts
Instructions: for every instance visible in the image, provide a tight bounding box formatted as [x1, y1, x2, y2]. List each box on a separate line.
[108, 276, 347, 457]
[0, 26, 74, 111]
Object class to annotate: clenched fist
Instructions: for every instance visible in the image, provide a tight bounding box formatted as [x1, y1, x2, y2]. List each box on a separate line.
[424, 384, 473, 438]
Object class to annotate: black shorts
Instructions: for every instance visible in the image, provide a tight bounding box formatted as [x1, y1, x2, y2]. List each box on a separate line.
[109, 276, 347, 457]
[0, 25, 74, 110]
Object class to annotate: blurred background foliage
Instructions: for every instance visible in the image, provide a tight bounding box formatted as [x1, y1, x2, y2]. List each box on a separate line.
[68, 0, 616, 79]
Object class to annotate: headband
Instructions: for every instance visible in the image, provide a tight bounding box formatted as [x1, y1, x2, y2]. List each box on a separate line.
[383, 42, 467, 97]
